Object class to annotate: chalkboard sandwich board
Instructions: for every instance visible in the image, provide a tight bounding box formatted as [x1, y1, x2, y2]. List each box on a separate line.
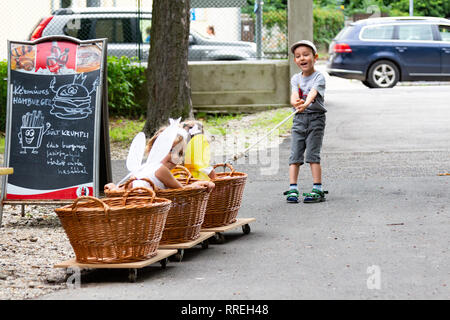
[1, 36, 111, 222]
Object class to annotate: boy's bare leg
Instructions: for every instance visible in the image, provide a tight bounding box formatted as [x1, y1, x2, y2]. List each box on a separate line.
[303, 162, 327, 203]
[310, 162, 322, 184]
[289, 164, 300, 184]
[285, 163, 301, 202]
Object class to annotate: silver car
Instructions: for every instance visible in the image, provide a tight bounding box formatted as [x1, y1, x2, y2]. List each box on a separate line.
[30, 7, 257, 61]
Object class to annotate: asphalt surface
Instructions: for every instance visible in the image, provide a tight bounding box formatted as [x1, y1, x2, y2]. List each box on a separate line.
[40, 69, 450, 300]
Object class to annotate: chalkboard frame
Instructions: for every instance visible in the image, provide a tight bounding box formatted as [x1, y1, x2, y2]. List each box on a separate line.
[0, 35, 111, 224]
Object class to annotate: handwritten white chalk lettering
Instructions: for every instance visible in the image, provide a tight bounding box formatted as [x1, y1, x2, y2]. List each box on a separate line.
[46, 141, 59, 148]
[66, 159, 84, 167]
[61, 130, 89, 139]
[61, 141, 87, 152]
[46, 149, 81, 160]
[47, 158, 66, 166]
[13, 85, 50, 96]
[46, 129, 61, 136]
[57, 167, 88, 175]
[12, 97, 53, 108]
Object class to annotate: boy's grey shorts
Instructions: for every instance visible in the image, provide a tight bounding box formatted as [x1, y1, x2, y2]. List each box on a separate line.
[289, 112, 326, 165]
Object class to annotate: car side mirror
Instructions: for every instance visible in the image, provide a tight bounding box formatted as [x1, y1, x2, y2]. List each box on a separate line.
[188, 35, 194, 45]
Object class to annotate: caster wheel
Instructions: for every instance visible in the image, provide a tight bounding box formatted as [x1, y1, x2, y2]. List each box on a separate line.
[214, 233, 226, 244]
[160, 258, 168, 269]
[172, 249, 184, 262]
[65, 267, 81, 283]
[242, 224, 251, 235]
[64, 271, 73, 282]
[128, 268, 137, 283]
[201, 240, 209, 249]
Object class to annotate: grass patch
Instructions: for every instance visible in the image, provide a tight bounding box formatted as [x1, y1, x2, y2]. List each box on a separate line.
[109, 117, 145, 145]
[251, 108, 293, 135]
[197, 112, 244, 136]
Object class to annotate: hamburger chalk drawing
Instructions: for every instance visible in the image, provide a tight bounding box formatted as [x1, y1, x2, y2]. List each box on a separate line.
[49, 73, 99, 120]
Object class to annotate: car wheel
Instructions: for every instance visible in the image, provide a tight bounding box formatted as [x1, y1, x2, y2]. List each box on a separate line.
[361, 80, 374, 88]
[367, 60, 399, 88]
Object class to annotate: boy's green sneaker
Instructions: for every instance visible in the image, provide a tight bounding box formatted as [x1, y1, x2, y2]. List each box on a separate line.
[283, 189, 300, 203]
[302, 188, 328, 203]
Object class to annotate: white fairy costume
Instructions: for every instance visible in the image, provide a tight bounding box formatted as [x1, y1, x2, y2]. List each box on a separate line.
[126, 118, 187, 190]
[132, 163, 166, 189]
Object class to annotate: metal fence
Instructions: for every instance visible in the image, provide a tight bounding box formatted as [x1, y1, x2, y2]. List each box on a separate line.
[1, 0, 288, 62]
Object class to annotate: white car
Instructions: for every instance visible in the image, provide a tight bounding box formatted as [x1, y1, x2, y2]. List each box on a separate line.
[30, 7, 257, 61]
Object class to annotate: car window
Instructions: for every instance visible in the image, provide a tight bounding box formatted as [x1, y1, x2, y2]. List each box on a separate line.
[360, 25, 394, 40]
[64, 19, 92, 40]
[94, 18, 134, 43]
[438, 25, 450, 41]
[335, 26, 354, 40]
[398, 24, 433, 41]
[139, 18, 152, 44]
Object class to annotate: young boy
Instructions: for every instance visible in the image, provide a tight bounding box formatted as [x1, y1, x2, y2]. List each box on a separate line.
[284, 40, 328, 203]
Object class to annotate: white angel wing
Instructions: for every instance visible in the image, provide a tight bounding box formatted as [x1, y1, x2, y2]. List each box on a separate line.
[146, 118, 181, 165]
[126, 132, 146, 172]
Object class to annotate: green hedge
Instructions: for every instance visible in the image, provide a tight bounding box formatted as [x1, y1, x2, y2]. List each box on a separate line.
[0, 60, 7, 133]
[259, 6, 345, 52]
[313, 7, 345, 51]
[243, 4, 345, 53]
[0, 56, 148, 133]
[106, 56, 147, 119]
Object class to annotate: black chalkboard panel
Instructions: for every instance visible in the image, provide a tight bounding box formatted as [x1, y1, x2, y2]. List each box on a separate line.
[2, 36, 109, 200]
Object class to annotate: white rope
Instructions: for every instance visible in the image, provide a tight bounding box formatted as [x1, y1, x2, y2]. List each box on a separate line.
[225, 109, 298, 164]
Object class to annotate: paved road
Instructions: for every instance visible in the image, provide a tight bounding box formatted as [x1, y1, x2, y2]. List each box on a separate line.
[41, 73, 450, 300]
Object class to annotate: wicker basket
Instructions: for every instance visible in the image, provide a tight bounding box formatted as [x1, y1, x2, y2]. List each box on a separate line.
[55, 188, 171, 264]
[171, 165, 199, 186]
[156, 181, 210, 245]
[104, 177, 153, 198]
[202, 163, 247, 228]
[104, 165, 196, 198]
[104, 168, 209, 245]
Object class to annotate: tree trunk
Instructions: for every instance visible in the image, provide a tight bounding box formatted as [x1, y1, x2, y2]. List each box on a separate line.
[144, 0, 193, 137]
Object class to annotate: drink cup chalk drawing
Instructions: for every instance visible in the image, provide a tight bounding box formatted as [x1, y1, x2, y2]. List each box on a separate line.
[18, 110, 51, 154]
[49, 73, 99, 120]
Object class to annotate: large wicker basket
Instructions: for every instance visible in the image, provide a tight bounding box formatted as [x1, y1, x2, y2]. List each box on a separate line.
[202, 163, 247, 228]
[104, 168, 210, 245]
[157, 185, 210, 245]
[55, 188, 171, 264]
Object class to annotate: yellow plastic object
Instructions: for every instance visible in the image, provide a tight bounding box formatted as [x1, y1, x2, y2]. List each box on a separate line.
[0, 167, 13, 175]
[184, 134, 211, 180]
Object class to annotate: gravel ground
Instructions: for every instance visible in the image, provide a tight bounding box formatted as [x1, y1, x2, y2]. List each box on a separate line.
[0, 205, 72, 300]
[0, 110, 287, 300]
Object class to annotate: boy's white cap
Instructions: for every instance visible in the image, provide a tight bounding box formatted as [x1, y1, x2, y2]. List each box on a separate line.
[290, 40, 317, 55]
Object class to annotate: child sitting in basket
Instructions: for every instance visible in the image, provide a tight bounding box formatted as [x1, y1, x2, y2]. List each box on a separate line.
[181, 120, 217, 181]
[105, 119, 215, 193]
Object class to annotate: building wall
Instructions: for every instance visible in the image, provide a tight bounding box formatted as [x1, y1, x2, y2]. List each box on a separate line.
[0, 0, 52, 60]
[190, 8, 241, 41]
[189, 60, 290, 113]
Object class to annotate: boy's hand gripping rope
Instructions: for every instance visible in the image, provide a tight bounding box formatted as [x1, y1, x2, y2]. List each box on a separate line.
[225, 110, 298, 165]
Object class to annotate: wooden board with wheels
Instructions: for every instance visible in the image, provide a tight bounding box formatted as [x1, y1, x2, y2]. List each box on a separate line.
[53, 249, 177, 283]
[158, 231, 216, 262]
[201, 218, 256, 244]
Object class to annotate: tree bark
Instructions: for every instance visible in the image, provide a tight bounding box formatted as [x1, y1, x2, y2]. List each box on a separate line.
[144, 0, 193, 137]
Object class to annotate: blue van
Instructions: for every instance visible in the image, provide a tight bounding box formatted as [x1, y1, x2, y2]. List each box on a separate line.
[326, 17, 450, 88]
